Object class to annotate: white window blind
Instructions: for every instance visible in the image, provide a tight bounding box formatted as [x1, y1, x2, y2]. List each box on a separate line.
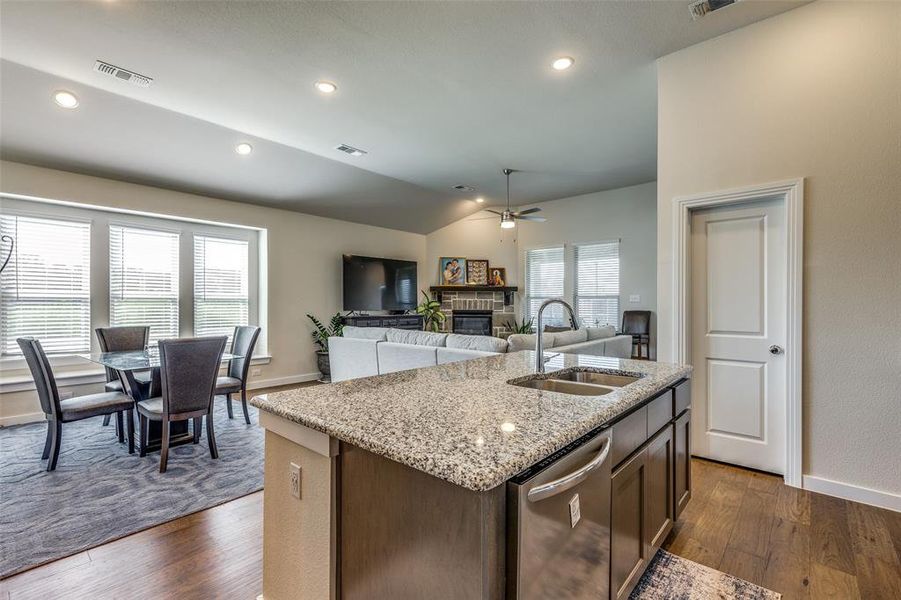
[0, 215, 91, 355]
[194, 235, 249, 340]
[575, 241, 620, 328]
[524, 246, 565, 325]
[109, 225, 179, 342]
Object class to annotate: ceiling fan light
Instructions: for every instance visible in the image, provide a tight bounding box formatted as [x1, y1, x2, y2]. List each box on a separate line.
[500, 214, 516, 229]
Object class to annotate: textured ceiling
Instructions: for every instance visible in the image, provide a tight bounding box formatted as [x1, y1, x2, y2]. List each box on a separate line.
[0, 1, 808, 233]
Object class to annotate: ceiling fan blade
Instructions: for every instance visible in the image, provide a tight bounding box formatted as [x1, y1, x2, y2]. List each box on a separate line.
[484, 209, 504, 216]
[514, 207, 542, 216]
[517, 215, 546, 222]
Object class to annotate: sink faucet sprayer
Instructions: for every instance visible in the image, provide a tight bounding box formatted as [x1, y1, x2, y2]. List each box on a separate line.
[535, 298, 577, 373]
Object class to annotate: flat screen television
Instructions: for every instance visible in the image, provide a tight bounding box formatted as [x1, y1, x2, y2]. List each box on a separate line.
[343, 254, 418, 312]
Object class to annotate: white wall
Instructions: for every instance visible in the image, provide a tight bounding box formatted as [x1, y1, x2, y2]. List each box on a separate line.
[656, 1, 901, 497]
[0, 160, 427, 424]
[426, 182, 657, 352]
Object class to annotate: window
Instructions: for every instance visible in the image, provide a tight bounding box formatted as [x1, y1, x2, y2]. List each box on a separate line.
[0, 215, 91, 355]
[524, 246, 565, 325]
[575, 241, 620, 327]
[109, 225, 179, 342]
[194, 235, 249, 341]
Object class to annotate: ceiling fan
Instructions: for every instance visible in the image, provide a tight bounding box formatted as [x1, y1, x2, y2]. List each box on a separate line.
[485, 169, 546, 229]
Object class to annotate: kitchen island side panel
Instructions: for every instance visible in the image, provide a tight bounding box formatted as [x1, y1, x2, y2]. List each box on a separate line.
[339, 442, 506, 599]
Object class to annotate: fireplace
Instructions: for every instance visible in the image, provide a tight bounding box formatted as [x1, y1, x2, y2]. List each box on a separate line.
[452, 310, 493, 336]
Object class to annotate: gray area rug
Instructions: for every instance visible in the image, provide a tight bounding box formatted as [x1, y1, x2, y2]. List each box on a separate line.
[0, 401, 263, 578]
[632, 550, 781, 599]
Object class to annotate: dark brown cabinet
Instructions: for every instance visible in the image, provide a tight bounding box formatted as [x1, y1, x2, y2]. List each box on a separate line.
[610, 378, 691, 600]
[646, 425, 674, 550]
[610, 447, 649, 600]
[674, 408, 692, 519]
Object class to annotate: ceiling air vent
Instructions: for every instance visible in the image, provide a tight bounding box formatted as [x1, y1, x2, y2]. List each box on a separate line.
[335, 144, 367, 157]
[689, 0, 739, 20]
[93, 60, 153, 88]
[453, 184, 475, 192]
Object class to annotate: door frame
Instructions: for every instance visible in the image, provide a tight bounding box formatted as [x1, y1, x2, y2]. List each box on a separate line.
[671, 179, 804, 488]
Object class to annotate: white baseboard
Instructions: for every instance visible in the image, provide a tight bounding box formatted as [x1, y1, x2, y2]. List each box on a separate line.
[248, 372, 321, 390]
[0, 411, 46, 427]
[803, 475, 901, 512]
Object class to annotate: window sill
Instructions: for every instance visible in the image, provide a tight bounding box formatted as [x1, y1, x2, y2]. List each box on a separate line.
[0, 355, 272, 394]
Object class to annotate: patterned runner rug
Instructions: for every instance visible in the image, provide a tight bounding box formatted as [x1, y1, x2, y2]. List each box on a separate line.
[632, 550, 781, 599]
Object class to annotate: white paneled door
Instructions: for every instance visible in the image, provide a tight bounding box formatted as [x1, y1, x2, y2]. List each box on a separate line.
[690, 199, 786, 474]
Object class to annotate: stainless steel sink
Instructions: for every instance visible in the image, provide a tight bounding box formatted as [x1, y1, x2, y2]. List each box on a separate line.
[509, 369, 642, 397]
[513, 378, 617, 396]
[551, 371, 640, 388]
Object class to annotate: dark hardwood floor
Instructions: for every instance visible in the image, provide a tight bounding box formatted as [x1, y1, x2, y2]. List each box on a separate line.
[2, 458, 899, 599]
[662, 458, 901, 599]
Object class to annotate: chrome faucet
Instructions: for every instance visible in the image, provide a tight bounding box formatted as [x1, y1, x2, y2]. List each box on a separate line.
[535, 298, 577, 373]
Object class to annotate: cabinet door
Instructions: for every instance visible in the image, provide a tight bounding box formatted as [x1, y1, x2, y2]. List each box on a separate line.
[674, 409, 692, 519]
[646, 425, 674, 550]
[610, 448, 649, 600]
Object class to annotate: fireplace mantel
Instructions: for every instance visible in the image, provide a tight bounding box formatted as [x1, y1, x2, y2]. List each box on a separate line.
[429, 285, 517, 306]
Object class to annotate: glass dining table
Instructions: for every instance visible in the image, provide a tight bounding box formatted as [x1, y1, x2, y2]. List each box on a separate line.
[79, 350, 244, 453]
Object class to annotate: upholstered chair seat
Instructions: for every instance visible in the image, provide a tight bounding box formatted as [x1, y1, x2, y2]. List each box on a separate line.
[215, 376, 242, 395]
[59, 392, 134, 422]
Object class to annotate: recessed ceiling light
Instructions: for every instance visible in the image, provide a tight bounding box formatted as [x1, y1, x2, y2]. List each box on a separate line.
[500, 422, 516, 433]
[315, 80, 337, 94]
[551, 56, 575, 71]
[53, 90, 79, 109]
[235, 143, 253, 155]
[475, 197, 485, 204]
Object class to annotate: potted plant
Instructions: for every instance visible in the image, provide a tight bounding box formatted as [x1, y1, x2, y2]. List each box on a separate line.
[505, 317, 535, 334]
[415, 290, 446, 332]
[306, 312, 344, 382]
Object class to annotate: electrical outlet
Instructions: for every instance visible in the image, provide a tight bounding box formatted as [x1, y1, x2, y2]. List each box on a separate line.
[59, 391, 75, 400]
[251, 367, 262, 377]
[289, 462, 301, 499]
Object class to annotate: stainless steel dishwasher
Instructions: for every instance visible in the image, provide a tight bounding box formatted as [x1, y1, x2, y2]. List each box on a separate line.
[507, 427, 613, 599]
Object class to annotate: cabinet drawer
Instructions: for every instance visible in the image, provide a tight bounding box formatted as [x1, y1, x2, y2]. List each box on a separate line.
[674, 379, 691, 415]
[647, 390, 673, 436]
[612, 406, 648, 467]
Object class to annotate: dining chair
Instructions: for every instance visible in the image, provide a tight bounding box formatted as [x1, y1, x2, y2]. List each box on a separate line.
[17, 337, 135, 471]
[621, 310, 652, 359]
[214, 326, 261, 425]
[95, 326, 151, 430]
[136, 336, 227, 473]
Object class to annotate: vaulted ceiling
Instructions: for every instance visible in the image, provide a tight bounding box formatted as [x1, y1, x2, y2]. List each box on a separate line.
[0, 1, 807, 233]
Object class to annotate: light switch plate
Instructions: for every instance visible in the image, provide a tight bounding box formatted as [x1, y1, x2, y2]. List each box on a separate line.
[289, 463, 301, 499]
[251, 367, 262, 377]
[629, 294, 641, 303]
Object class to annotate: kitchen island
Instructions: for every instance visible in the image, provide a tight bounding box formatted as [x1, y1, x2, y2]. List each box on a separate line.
[251, 351, 692, 600]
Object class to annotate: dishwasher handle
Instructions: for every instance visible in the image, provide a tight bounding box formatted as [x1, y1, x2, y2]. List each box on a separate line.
[526, 437, 611, 503]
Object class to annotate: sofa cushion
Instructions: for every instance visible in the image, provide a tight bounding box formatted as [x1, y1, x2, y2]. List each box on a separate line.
[553, 328, 588, 347]
[587, 325, 617, 340]
[341, 326, 390, 341]
[386, 329, 448, 347]
[446, 334, 508, 353]
[508, 332, 556, 352]
[328, 337, 380, 382]
[377, 342, 438, 374]
[437, 348, 499, 365]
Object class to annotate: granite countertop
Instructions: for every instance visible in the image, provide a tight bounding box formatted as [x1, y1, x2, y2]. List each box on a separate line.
[251, 352, 692, 492]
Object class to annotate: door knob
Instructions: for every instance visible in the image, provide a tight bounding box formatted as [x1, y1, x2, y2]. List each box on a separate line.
[769, 345, 784, 355]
